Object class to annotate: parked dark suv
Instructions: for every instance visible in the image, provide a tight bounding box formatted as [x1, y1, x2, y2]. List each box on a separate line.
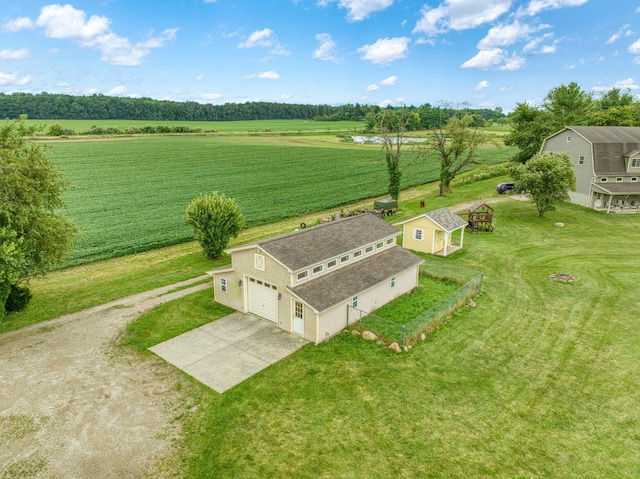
[496, 182, 515, 194]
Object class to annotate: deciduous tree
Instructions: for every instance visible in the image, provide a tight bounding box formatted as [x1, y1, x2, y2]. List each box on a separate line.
[185, 192, 244, 259]
[504, 103, 553, 163]
[0, 118, 77, 319]
[509, 152, 576, 217]
[427, 113, 489, 196]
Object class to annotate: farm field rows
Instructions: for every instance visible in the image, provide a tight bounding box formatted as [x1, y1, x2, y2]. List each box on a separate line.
[50, 135, 516, 264]
[32, 118, 365, 133]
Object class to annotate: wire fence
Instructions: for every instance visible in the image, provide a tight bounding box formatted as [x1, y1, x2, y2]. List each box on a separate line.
[347, 260, 483, 347]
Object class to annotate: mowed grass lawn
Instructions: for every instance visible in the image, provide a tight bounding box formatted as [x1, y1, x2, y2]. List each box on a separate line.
[49, 135, 514, 264]
[122, 196, 640, 478]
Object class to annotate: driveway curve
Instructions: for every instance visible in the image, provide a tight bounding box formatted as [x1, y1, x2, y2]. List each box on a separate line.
[0, 276, 210, 479]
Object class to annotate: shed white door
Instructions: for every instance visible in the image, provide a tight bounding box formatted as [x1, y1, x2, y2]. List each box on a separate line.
[248, 278, 278, 323]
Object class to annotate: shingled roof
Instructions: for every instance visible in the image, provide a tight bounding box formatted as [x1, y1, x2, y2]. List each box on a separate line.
[229, 213, 401, 271]
[568, 126, 640, 144]
[288, 246, 423, 312]
[399, 208, 467, 232]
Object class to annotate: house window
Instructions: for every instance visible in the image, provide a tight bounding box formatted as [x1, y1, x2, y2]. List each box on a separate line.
[327, 259, 337, 269]
[578, 155, 585, 165]
[390, 277, 396, 288]
[353, 250, 362, 258]
[566, 135, 571, 142]
[616, 177, 623, 182]
[632, 177, 638, 182]
[376, 241, 384, 249]
[340, 254, 350, 263]
[600, 177, 608, 182]
[386, 238, 394, 245]
[294, 301, 303, 319]
[312, 265, 323, 275]
[365, 245, 374, 254]
[220, 277, 227, 293]
[632, 158, 640, 168]
[413, 228, 424, 241]
[297, 270, 308, 282]
[352, 296, 358, 308]
[254, 254, 265, 271]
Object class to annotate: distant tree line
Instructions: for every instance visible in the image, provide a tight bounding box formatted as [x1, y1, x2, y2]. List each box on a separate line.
[0, 92, 504, 127]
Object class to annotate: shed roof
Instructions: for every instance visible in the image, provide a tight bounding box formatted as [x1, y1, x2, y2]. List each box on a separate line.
[288, 246, 423, 312]
[398, 208, 467, 233]
[228, 213, 400, 271]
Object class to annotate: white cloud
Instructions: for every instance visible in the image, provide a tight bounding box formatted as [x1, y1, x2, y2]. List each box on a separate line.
[606, 25, 633, 45]
[0, 72, 32, 86]
[413, 0, 511, 36]
[366, 84, 380, 92]
[313, 33, 339, 62]
[36, 4, 110, 40]
[318, 0, 394, 22]
[477, 21, 548, 50]
[107, 85, 127, 96]
[2, 17, 35, 32]
[238, 28, 289, 55]
[0, 48, 30, 60]
[201, 93, 223, 101]
[195, 73, 205, 81]
[380, 75, 398, 85]
[474, 80, 490, 90]
[521, 0, 587, 16]
[378, 97, 405, 107]
[4, 4, 176, 66]
[244, 70, 280, 80]
[357, 37, 410, 65]
[499, 52, 526, 70]
[628, 39, 640, 54]
[461, 48, 506, 69]
[592, 78, 639, 92]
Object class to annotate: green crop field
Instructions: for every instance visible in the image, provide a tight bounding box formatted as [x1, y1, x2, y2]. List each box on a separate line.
[49, 135, 516, 264]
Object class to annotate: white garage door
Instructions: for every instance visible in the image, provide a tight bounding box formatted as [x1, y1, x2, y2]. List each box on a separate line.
[247, 278, 278, 323]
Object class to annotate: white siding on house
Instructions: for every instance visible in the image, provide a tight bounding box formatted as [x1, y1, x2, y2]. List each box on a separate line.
[316, 267, 419, 341]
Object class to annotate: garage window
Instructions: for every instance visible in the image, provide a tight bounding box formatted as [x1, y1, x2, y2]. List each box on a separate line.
[220, 277, 227, 293]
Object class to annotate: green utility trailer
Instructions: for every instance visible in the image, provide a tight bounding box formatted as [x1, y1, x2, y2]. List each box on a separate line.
[373, 199, 398, 216]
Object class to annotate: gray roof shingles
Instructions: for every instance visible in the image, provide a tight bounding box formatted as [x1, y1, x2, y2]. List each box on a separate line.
[424, 208, 468, 232]
[253, 213, 401, 271]
[563, 127, 640, 176]
[288, 246, 423, 312]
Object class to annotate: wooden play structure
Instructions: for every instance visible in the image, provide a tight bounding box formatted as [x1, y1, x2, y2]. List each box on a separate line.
[465, 202, 494, 232]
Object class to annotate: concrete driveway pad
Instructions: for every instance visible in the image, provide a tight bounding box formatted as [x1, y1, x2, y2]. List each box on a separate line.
[149, 312, 308, 393]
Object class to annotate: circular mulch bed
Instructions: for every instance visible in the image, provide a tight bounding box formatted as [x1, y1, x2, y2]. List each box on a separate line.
[549, 273, 578, 283]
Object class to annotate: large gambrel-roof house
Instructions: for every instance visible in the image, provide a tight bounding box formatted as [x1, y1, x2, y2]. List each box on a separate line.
[540, 126, 640, 212]
[210, 214, 424, 344]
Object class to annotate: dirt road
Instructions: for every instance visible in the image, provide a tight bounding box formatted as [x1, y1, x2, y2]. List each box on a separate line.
[0, 276, 210, 479]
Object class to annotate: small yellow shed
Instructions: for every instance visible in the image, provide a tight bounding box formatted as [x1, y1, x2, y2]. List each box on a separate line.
[399, 208, 467, 256]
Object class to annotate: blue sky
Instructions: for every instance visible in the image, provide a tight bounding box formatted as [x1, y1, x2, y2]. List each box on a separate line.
[1, 1, 639, 112]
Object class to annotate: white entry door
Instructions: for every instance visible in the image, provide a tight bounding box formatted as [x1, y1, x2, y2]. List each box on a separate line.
[293, 300, 304, 335]
[248, 278, 278, 323]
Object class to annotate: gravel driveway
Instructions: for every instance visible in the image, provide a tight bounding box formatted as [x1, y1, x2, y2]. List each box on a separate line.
[0, 276, 210, 479]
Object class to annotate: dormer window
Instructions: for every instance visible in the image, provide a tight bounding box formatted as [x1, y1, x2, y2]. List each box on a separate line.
[312, 265, 323, 275]
[616, 177, 623, 182]
[297, 270, 308, 282]
[327, 259, 337, 269]
[632, 158, 640, 168]
[600, 177, 608, 183]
